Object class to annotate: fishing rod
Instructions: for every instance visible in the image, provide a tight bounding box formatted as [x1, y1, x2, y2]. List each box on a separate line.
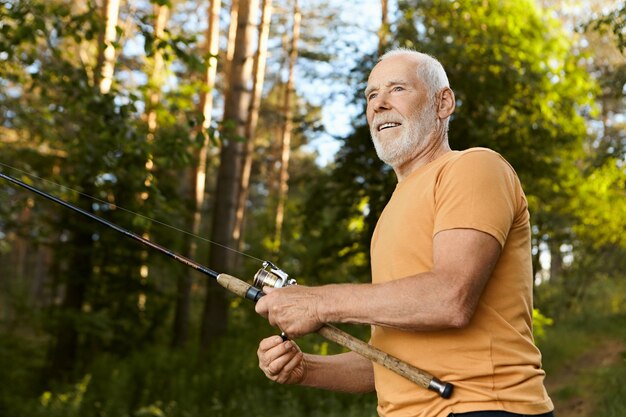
[0, 171, 453, 399]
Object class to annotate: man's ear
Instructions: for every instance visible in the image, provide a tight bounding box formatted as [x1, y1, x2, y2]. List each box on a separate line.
[436, 87, 455, 119]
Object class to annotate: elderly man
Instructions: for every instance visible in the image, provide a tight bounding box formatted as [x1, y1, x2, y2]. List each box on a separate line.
[255, 49, 555, 417]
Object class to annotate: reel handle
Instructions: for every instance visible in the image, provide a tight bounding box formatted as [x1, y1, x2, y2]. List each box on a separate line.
[216, 273, 453, 399]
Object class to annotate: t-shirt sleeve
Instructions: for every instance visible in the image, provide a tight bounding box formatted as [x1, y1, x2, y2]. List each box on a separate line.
[433, 150, 520, 247]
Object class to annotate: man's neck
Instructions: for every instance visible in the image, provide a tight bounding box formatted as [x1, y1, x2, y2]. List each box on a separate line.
[394, 139, 451, 182]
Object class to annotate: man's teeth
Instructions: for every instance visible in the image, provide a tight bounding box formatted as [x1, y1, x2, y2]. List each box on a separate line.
[379, 122, 401, 131]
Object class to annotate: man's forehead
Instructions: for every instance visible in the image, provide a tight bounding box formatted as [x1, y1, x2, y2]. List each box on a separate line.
[365, 59, 420, 94]
[364, 79, 409, 96]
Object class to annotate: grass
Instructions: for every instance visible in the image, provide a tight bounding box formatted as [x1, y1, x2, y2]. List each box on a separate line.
[0, 313, 378, 417]
[538, 313, 626, 417]
[593, 349, 626, 417]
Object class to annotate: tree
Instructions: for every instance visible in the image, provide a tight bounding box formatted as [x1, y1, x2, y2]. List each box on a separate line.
[234, 0, 273, 253]
[530, 0, 626, 317]
[95, 0, 121, 94]
[172, 0, 223, 349]
[378, 0, 389, 56]
[0, 0, 204, 383]
[585, 1, 626, 52]
[44, 0, 122, 381]
[201, 0, 259, 348]
[273, 0, 301, 253]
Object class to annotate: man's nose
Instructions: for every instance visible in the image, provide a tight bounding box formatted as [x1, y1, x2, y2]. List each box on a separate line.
[370, 92, 391, 112]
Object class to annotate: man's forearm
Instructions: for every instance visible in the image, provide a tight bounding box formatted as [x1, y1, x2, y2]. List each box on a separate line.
[301, 351, 375, 393]
[317, 275, 463, 331]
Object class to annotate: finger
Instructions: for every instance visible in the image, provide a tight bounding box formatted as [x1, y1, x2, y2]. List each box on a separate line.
[263, 340, 296, 365]
[265, 347, 298, 377]
[281, 349, 303, 375]
[254, 297, 268, 316]
[262, 286, 276, 294]
[260, 344, 295, 376]
[258, 335, 284, 352]
[275, 351, 304, 384]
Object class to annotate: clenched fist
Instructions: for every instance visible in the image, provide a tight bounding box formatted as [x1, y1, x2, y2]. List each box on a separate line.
[257, 335, 306, 385]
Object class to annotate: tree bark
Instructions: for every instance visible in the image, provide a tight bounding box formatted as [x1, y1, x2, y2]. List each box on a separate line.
[95, 0, 121, 94]
[233, 0, 273, 249]
[273, 0, 300, 254]
[137, 1, 169, 320]
[200, 0, 259, 349]
[44, 184, 94, 384]
[222, 0, 240, 94]
[378, 0, 389, 56]
[172, 0, 222, 349]
[145, 3, 169, 141]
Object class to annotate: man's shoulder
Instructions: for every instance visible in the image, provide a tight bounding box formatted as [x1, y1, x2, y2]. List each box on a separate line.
[455, 147, 503, 160]
[447, 147, 516, 173]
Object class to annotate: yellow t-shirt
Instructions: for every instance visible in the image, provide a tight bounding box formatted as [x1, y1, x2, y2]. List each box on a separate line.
[370, 148, 553, 417]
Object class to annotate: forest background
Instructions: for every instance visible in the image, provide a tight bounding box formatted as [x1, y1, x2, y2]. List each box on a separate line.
[0, 0, 625, 416]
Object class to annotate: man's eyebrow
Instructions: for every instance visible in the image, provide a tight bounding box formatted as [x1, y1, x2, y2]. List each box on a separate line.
[364, 80, 408, 97]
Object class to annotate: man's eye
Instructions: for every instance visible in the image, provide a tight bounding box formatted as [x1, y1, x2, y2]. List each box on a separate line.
[368, 93, 378, 101]
[393, 86, 404, 92]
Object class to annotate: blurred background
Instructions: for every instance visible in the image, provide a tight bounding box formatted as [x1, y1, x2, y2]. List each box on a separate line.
[0, 0, 624, 415]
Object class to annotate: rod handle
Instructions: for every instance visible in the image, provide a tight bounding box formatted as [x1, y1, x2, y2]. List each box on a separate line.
[216, 273, 453, 398]
[317, 324, 452, 398]
[217, 273, 264, 301]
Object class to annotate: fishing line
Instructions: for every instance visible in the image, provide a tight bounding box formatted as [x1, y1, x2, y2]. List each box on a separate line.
[0, 161, 265, 264]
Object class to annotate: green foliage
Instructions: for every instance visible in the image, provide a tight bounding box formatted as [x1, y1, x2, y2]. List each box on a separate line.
[570, 159, 626, 248]
[0, 0, 205, 384]
[1, 317, 377, 417]
[537, 314, 626, 416]
[536, 252, 626, 320]
[532, 308, 554, 343]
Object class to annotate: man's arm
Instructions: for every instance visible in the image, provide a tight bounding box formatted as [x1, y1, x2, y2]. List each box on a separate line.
[256, 228, 501, 337]
[258, 336, 375, 393]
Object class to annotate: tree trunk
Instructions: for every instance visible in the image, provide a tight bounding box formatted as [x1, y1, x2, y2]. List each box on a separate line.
[273, 0, 300, 254]
[95, 0, 121, 94]
[200, 0, 259, 349]
[172, 0, 222, 349]
[223, 0, 240, 94]
[44, 0, 120, 380]
[233, 0, 273, 249]
[145, 4, 169, 141]
[378, 0, 389, 56]
[44, 187, 94, 383]
[549, 240, 563, 284]
[139, 1, 169, 317]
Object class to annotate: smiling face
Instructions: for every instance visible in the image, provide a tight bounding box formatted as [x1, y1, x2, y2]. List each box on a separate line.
[365, 54, 439, 171]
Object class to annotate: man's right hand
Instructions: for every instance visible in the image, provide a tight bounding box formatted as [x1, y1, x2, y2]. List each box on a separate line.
[257, 335, 306, 385]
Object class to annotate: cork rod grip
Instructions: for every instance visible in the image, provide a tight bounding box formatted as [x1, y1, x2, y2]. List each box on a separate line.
[318, 324, 428, 386]
[317, 324, 452, 398]
[216, 273, 453, 398]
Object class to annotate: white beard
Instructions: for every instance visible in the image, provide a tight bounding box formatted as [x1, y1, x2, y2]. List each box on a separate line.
[370, 106, 438, 168]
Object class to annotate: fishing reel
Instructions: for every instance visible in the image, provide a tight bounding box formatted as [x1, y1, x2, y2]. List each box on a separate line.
[253, 261, 296, 289]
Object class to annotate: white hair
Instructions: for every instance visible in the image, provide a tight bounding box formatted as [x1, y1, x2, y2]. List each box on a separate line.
[379, 48, 450, 99]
